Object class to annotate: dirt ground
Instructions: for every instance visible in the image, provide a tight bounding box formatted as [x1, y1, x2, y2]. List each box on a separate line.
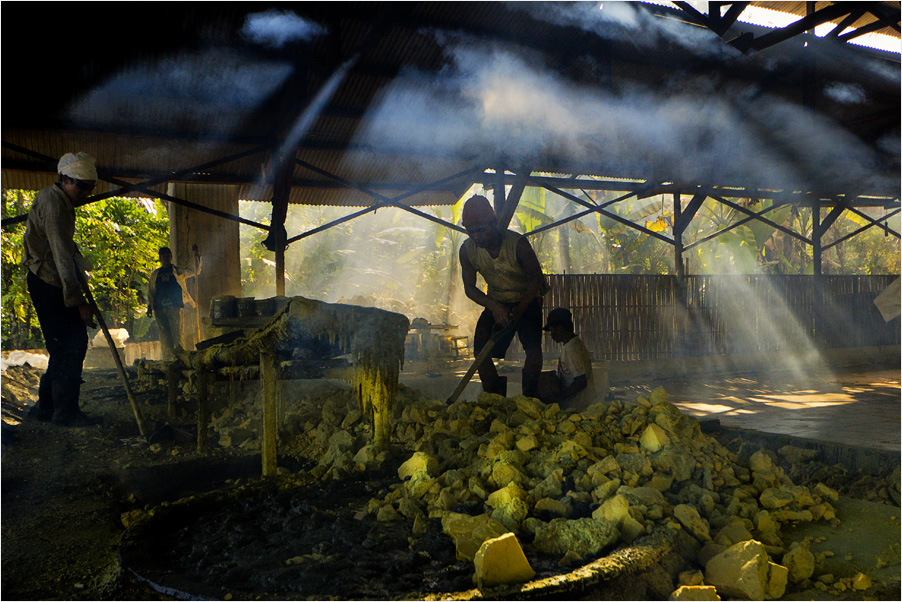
[1, 358, 900, 601]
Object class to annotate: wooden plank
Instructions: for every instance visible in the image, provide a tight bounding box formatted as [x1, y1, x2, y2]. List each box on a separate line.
[260, 350, 279, 477]
[196, 369, 211, 453]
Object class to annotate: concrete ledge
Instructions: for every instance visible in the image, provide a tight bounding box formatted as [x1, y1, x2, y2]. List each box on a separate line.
[706, 422, 900, 473]
[606, 345, 900, 384]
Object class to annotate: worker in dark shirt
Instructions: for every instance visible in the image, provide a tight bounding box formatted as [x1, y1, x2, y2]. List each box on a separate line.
[147, 245, 201, 360]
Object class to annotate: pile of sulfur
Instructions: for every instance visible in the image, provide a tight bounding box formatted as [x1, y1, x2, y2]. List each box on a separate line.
[205, 381, 893, 598]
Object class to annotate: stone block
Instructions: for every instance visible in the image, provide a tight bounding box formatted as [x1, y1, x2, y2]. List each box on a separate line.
[679, 570, 705, 586]
[649, 386, 667, 406]
[491, 497, 530, 531]
[813, 482, 839, 501]
[534, 497, 572, 518]
[620, 514, 646, 544]
[486, 482, 528, 508]
[516, 434, 538, 452]
[759, 487, 793, 509]
[851, 572, 872, 591]
[489, 460, 528, 488]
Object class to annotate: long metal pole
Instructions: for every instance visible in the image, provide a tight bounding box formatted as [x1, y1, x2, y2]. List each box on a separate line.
[76, 270, 148, 439]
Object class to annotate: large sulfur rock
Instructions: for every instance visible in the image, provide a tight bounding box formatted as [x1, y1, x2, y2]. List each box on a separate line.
[669, 585, 721, 601]
[651, 447, 697, 482]
[767, 561, 788, 598]
[674, 504, 711, 543]
[704, 540, 770, 600]
[486, 482, 528, 508]
[398, 451, 438, 480]
[782, 542, 815, 584]
[441, 513, 510, 562]
[489, 460, 529, 489]
[714, 520, 753, 547]
[474, 532, 536, 589]
[592, 494, 630, 527]
[532, 517, 619, 557]
[640, 423, 671, 453]
[534, 497, 572, 518]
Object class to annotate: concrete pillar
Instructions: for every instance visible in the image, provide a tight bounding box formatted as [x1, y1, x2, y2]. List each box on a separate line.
[167, 183, 242, 349]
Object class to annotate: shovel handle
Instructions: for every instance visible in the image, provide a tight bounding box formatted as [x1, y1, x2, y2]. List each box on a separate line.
[445, 319, 517, 405]
[446, 339, 495, 405]
[75, 266, 148, 439]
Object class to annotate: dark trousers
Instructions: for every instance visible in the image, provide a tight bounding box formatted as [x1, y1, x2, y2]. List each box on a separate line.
[155, 306, 182, 360]
[27, 271, 88, 419]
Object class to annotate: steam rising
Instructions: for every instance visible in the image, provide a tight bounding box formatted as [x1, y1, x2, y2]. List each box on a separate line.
[823, 82, 867, 104]
[68, 49, 292, 135]
[356, 35, 896, 194]
[242, 10, 327, 47]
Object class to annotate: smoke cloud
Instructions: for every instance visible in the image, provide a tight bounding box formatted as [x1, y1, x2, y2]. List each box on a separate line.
[241, 10, 327, 48]
[68, 48, 293, 136]
[353, 26, 896, 195]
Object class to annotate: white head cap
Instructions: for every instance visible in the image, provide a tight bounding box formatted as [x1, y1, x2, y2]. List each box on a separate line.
[58, 152, 98, 181]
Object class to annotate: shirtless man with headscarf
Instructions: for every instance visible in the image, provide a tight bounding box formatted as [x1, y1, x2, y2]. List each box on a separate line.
[23, 152, 102, 426]
[459, 194, 549, 398]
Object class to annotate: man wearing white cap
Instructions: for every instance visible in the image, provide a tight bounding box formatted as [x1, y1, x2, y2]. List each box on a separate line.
[23, 152, 102, 426]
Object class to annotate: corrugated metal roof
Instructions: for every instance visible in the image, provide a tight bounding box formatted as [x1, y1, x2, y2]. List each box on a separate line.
[2, 1, 899, 208]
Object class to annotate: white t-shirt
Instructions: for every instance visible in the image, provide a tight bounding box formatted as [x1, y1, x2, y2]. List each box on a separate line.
[557, 336, 596, 410]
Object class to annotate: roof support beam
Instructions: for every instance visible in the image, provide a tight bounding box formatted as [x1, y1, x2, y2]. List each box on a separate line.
[707, 192, 812, 245]
[729, 3, 864, 52]
[673, 2, 749, 36]
[823, 208, 901, 251]
[837, 15, 901, 42]
[526, 180, 674, 245]
[0, 142, 271, 231]
[287, 162, 477, 244]
[674, 193, 707, 235]
[1, 141, 273, 228]
[496, 169, 529, 229]
[682, 201, 790, 252]
[827, 7, 867, 38]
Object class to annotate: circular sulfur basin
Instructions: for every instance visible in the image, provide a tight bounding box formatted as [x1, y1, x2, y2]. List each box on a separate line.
[118, 475, 696, 601]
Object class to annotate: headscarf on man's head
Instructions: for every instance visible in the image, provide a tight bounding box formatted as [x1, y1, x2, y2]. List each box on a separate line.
[461, 195, 496, 227]
[58, 152, 98, 181]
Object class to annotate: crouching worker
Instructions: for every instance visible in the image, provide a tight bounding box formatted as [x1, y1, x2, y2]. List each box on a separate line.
[459, 194, 550, 397]
[541, 307, 597, 411]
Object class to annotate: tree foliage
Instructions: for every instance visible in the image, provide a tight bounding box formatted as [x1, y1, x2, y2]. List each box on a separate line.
[1, 190, 169, 350]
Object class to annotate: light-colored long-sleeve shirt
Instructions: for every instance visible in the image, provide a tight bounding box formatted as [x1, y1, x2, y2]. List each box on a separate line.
[22, 183, 91, 307]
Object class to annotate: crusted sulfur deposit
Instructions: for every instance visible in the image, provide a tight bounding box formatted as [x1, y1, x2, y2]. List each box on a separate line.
[193, 296, 408, 448]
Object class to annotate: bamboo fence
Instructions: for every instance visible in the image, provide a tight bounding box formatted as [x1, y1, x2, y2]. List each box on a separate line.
[531, 274, 900, 362]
